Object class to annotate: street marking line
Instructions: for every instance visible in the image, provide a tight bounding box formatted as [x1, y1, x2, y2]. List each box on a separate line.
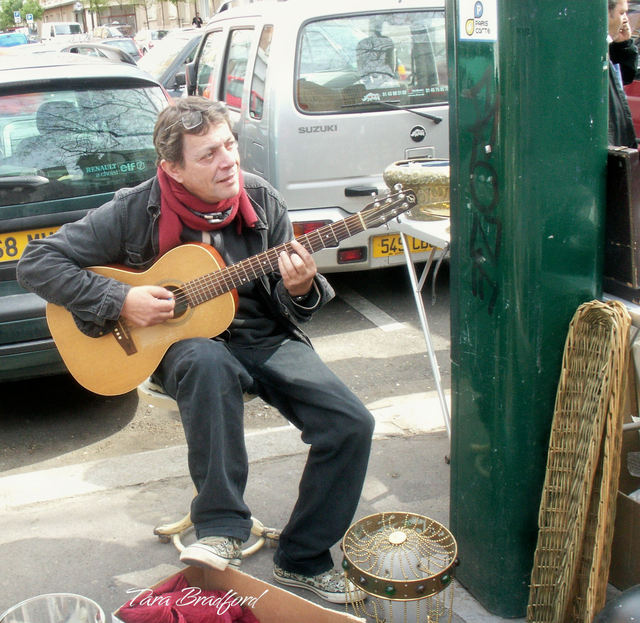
[335, 285, 407, 332]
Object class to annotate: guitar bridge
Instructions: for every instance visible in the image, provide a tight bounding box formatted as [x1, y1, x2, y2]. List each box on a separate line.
[112, 320, 137, 356]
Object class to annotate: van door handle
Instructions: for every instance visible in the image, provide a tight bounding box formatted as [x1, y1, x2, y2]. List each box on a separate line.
[344, 186, 378, 197]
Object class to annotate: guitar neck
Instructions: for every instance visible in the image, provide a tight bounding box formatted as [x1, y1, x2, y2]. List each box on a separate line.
[182, 187, 416, 307]
[184, 212, 366, 306]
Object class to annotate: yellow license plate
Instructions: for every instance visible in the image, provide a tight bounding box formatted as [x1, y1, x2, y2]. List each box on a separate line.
[371, 234, 433, 258]
[0, 226, 60, 263]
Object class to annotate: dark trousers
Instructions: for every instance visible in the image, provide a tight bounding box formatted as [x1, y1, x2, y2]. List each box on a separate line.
[156, 337, 375, 575]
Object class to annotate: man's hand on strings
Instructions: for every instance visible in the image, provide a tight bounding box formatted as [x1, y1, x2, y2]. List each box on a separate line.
[278, 239, 317, 297]
[120, 285, 175, 327]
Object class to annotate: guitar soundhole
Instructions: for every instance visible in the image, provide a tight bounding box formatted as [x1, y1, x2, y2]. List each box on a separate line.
[167, 285, 189, 319]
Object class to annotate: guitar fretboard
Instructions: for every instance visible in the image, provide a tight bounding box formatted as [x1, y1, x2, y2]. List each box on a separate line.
[181, 189, 415, 306]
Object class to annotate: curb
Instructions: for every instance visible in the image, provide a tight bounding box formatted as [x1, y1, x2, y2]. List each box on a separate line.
[0, 391, 448, 510]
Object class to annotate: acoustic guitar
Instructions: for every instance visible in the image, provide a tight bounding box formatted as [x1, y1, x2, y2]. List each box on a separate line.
[46, 187, 417, 395]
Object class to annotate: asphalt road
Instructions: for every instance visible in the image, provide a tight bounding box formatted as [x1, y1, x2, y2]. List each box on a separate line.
[0, 261, 531, 623]
[0, 263, 451, 476]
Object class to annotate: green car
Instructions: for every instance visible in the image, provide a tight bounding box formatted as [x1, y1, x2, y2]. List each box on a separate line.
[0, 53, 169, 382]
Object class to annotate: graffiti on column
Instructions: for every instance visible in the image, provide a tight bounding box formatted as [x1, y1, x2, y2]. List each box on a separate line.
[464, 65, 502, 315]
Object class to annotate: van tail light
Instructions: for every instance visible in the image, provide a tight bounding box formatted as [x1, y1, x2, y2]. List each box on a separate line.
[338, 247, 367, 264]
[293, 220, 331, 237]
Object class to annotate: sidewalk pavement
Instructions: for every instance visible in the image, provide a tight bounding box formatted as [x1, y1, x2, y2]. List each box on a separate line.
[0, 391, 524, 622]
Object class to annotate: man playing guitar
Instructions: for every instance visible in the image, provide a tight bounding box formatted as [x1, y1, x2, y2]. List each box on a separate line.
[17, 96, 374, 604]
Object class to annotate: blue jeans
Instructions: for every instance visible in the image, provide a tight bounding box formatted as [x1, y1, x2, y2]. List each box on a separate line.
[156, 337, 375, 575]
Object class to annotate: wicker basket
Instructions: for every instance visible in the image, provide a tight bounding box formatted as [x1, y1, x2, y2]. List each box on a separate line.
[527, 300, 631, 623]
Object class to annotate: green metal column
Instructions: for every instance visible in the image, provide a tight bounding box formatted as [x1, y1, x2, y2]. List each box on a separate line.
[447, 1, 608, 617]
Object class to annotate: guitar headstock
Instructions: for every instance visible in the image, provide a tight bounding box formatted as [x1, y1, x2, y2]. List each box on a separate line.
[361, 186, 417, 229]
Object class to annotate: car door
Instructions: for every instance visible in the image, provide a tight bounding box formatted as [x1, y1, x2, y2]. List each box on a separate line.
[193, 29, 226, 103]
[215, 27, 256, 140]
[193, 25, 258, 138]
[237, 24, 273, 180]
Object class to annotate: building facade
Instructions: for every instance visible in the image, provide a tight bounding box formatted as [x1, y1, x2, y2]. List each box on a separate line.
[37, 0, 229, 37]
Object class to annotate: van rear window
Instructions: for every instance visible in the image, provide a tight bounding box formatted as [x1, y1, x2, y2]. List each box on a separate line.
[0, 86, 166, 207]
[296, 9, 447, 114]
[54, 23, 82, 35]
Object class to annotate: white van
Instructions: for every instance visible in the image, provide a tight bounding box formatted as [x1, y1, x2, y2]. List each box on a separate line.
[41, 22, 85, 43]
[186, 0, 448, 272]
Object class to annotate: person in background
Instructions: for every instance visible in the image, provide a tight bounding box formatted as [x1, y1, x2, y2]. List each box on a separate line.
[16, 97, 373, 605]
[192, 12, 203, 28]
[609, 0, 638, 147]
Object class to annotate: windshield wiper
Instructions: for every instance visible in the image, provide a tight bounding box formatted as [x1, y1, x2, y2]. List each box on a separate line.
[342, 99, 443, 124]
[0, 175, 50, 189]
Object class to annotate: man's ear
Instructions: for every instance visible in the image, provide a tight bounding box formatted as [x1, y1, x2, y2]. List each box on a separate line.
[160, 159, 184, 184]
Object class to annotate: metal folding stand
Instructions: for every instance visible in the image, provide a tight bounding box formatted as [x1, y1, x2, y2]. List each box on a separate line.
[394, 215, 452, 442]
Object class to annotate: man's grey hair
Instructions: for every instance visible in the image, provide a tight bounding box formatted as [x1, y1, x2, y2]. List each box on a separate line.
[153, 96, 231, 166]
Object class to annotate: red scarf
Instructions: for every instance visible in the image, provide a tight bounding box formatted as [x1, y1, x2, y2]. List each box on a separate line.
[156, 167, 258, 257]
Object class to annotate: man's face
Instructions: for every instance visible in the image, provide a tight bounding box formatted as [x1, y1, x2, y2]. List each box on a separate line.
[161, 121, 240, 204]
[609, 0, 629, 38]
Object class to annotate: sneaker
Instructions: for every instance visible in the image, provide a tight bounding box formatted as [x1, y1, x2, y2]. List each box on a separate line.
[273, 564, 366, 604]
[180, 536, 243, 570]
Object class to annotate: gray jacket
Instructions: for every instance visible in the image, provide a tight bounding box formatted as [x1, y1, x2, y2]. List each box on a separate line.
[17, 172, 334, 344]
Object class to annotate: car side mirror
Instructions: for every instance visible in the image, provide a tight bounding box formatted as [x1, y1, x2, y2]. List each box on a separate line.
[185, 61, 197, 96]
[174, 72, 186, 88]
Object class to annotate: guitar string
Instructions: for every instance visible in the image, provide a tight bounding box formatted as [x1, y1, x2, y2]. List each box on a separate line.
[167, 199, 408, 308]
[184, 201, 405, 303]
[165, 196, 412, 309]
[169, 222, 338, 307]
[176, 217, 352, 306]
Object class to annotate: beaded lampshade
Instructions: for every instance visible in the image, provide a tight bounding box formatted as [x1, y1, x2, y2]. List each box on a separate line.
[342, 512, 458, 623]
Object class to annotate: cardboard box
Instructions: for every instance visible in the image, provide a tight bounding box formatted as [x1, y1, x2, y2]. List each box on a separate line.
[113, 565, 365, 623]
[609, 425, 640, 590]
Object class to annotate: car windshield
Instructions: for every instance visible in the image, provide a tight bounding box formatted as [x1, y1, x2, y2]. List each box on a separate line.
[0, 86, 166, 207]
[297, 9, 447, 113]
[138, 33, 199, 77]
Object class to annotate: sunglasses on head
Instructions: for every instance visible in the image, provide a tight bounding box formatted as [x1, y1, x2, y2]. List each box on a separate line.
[165, 103, 228, 132]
